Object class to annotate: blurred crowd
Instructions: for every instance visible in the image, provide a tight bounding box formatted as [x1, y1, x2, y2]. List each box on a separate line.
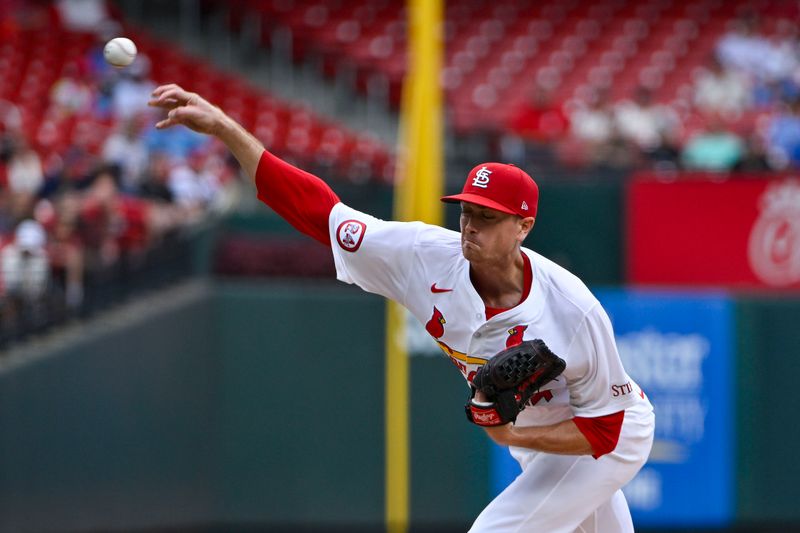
[0, 1, 240, 345]
[3, 1, 799, 346]
[506, 13, 800, 173]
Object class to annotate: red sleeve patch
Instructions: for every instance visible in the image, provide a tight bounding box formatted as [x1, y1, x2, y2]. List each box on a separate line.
[572, 410, 625, 459]
[336, 220, 367, 252]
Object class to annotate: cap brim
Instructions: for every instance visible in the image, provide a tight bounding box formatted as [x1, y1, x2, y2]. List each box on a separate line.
[440, 193, 518, 215]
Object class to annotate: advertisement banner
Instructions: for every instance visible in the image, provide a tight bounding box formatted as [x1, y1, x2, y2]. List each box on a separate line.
[490, 289, 734, 528]
[628, 174, 800, 289]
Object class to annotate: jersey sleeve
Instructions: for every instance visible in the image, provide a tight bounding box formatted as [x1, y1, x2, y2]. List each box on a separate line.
[566, 304, 639, 417]
[328, 203, 423, 305]
[572, 410, 625, 458]
[254, 150, 340, 246]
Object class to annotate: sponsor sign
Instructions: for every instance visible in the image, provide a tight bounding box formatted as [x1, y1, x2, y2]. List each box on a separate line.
[628, 174, 800, 289]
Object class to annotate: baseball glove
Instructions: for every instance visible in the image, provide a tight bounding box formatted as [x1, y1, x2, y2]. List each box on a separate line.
[465, 339, 566, 427]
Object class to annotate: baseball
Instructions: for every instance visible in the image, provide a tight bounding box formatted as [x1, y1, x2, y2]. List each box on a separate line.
[103, 37, 137, 67]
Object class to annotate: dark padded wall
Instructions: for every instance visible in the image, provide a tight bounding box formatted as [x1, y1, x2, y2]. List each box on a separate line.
[0, 296, 218, 532]
[735, 298, 800, 523]
[0, 282, 490, 531]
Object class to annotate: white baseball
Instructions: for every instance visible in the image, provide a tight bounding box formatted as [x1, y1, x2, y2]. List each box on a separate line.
[103, 37, 137, 67]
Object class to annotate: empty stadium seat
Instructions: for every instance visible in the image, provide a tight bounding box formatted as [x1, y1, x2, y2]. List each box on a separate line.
[219, 0, 798, 135]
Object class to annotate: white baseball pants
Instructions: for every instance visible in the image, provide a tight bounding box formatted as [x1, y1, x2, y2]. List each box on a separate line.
[469, 403, 655, 533]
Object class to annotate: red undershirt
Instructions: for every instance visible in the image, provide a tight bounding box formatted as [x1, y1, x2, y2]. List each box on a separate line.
[483, 252, 532, 320]
[254, 149, 624, 458]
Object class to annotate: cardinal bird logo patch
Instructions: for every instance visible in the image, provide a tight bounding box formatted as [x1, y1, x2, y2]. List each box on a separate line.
[506, 325, 528, 348]
[336, 219, 366, 252]
[425, 306, 446, 338]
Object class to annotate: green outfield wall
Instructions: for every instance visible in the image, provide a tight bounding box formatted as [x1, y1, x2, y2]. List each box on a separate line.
[0, 290, 219, 531]
[0, 281, 488, 532]
[735, 297, 800, 525]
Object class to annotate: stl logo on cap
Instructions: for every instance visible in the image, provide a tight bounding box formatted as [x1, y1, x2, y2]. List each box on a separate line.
[472, 166, 492, 188]
[440, 162, 539, 218]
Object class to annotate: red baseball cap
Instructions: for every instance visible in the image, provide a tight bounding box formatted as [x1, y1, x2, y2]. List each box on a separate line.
[441, 162, 539, 218]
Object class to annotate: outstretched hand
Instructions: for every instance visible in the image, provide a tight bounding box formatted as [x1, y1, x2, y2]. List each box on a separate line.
[148, 84, 227, 135]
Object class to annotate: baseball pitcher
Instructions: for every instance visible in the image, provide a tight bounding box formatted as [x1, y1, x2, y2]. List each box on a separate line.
[149, 85, 655, 533]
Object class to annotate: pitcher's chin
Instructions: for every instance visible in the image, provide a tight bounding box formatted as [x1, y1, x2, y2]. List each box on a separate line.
[461, 241, 481, 260]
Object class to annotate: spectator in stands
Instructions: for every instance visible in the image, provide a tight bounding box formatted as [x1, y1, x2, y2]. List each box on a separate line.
[0, 109, 18, 174]
[59, 136, 101, 190]
[202, 139, 240, 213]
[567, 89, 618, 166]
[1, 219, 51, 333]
[167, 148, 221, 221]
[102, 115, 149, 193]
[736, 134, 772, 172]
[111, 55, 156, 120]
[766, 96, 800, 169]
[681, 114, 744, 171]
[7, 135, 44, 220]
[139, 152, 174, 203]
[75, 166, 153, 287]
[0, 187, 12, 236]
[80, 166, 153, 261]
[55, 0, 111, 33]
[145, 110, 208, 159]
[0, 99, 22, 133]
[85, 20, 124, 119]
[718, 14, 799, 104]
[138, 152, 187, 244]
[716, 15, 772, 80]
[86, 20, 120, 75]
[693, 55, 751, 117]
[614, 87, 680, 158]
[570, 90, 615, 145]
[47, 191, 84, 311]
[761, 19, 799, 87]
[78, 169, 122, 271]
[50, 62, 94, 119]
[645, 131, 682, 171]
[508, 84, 570, 144]
[1, 219, 49, 300]
[749, 18, 800, 109]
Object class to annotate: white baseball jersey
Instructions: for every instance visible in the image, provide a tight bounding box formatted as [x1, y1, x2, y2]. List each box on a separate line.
[329, 202, 647, 427]
[328, 202, 655, 532]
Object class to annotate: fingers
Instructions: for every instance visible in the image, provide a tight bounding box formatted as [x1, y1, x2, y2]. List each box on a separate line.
[148, 97, 180, 110]
[148, 85, 193, 109]
[155, 106, 214, 134]
[154, 106, 190, 129]
[154, 117, 176, 129]
[151, 83, 184, 98]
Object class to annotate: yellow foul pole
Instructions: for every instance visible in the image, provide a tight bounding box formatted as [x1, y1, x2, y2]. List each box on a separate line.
[385, 0, 443, 532]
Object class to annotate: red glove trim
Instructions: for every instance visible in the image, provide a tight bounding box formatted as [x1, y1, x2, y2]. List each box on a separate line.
[572, 410, 625, 459]
[467, 402, 506, 426]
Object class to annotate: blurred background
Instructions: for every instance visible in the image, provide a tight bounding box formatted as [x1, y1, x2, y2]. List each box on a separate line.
[1, 0, 799, 531]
